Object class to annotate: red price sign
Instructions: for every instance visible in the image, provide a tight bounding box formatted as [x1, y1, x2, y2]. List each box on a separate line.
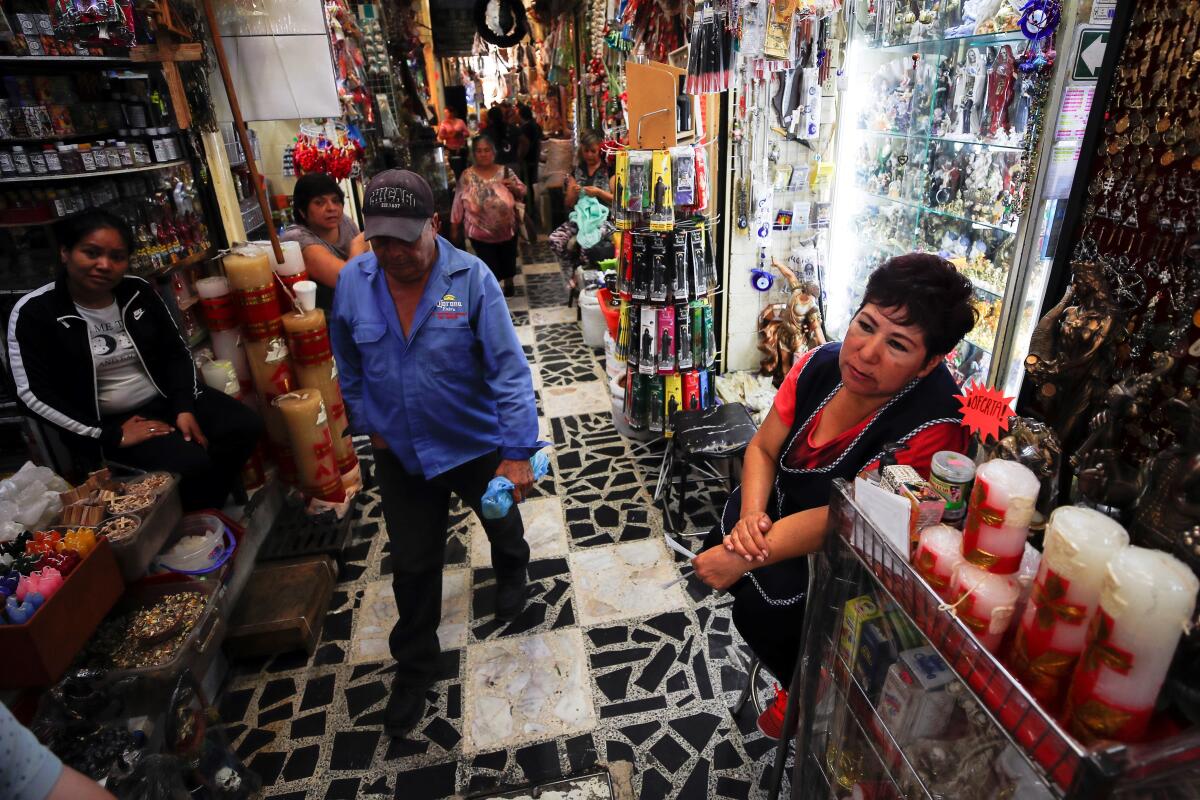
[953, 382, 1016, 443]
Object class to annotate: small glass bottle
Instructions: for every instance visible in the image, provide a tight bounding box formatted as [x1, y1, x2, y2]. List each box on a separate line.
[115, 140, 133, 167]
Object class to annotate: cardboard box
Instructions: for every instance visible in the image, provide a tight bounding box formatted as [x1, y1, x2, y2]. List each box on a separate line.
[839, 595, 881, 666]
[854, 618, 899, 701]
[877, 646, 957, 744]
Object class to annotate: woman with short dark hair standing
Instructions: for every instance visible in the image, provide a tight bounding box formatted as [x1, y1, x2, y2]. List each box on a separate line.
[6, 209, 264, 510]
[692, 253, 977, 739]
[450, 135, 526, 295]
[281, 172, 369, 310]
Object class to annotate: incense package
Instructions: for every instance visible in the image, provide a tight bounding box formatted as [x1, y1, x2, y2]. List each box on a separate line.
[650, 150, 674, 231]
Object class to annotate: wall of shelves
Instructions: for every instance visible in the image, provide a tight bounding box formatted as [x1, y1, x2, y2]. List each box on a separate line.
[825, 2, 1072, 388]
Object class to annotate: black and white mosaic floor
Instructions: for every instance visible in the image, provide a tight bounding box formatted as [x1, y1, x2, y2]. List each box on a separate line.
[215, 250, 790, 798]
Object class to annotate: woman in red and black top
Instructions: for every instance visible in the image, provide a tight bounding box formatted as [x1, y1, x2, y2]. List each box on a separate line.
[695, 253, 975, 738]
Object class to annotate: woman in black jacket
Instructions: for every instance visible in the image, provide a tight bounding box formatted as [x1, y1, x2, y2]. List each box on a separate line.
[5, 210, 263, 510]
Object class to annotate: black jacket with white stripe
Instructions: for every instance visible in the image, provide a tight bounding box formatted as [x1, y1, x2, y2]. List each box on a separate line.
[6, 273, 200, 460]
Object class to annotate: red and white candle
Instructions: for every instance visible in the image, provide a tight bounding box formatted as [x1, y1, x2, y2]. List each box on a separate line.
[951, 562, 1021, 652]
[1008, 507, 1128, 709]
[1064, 547, 1198, 743]
[913, 524, 964, 601]
[962, 459, 1040, 574]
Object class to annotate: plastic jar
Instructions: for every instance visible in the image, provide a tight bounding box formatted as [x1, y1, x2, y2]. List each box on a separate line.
[28, 147, 47, 175]
[929, 451, 976, 524]
[78, 143, 97, 172]
[151, 130, 170, 163]
[42, 144, 62, 174]
[11, 146, 32, 175]
[93, 141, 110, 170]
[105, 141, 122, 170]
[115, 140, 133, 167]
[130, 139, 151, 166]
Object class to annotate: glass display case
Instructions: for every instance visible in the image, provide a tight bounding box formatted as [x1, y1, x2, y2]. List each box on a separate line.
[826, 0, 1072, 387]
[785, 481, 1200, 800]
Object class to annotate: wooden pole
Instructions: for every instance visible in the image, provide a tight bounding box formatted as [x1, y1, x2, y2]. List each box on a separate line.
[201, 0, 284, 264]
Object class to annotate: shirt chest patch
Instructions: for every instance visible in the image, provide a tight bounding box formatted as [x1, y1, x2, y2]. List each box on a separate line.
[435, 292, 467, 320]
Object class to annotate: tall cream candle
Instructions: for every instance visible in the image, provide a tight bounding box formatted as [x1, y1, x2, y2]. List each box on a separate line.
[282, 309, 357, 475]
[1008, 507, 1128, 709]
[245, 335, 299, 486]
[1064, 547, 1198, 743]
[223, 246, 283, 340]
[273, 389, 345, 503]
[963, 459, 1040, 574]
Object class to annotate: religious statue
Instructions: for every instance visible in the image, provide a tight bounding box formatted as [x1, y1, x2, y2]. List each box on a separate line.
[1024, 260, 1117, 450]
[1071, 352, 1176, 515]
[758, 259, 827, 386]
[1130, 397, 1200, 576]
[980, 416, 1063, 515]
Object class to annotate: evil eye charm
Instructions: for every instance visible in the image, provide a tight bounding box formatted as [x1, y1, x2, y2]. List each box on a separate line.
[751, 269, 775, 292]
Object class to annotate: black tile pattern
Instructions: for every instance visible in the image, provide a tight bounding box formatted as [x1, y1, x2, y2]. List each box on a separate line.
[524, 273, 569, 308]
[213, 247, 780, 799]
[469, 557, 575, 642]
[535, 322, 595, 362]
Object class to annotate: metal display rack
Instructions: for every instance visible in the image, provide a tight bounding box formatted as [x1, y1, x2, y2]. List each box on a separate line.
[781, 480, 1200, 799]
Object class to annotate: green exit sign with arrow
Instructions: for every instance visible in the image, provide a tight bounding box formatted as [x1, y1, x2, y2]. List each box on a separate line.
[1072, 29, 1109, 81]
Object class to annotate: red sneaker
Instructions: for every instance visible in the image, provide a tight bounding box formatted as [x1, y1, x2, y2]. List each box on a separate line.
[756, 684, 789, 740]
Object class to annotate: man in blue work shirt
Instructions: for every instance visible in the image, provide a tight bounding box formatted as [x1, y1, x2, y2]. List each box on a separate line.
[330, 170, 545, 737]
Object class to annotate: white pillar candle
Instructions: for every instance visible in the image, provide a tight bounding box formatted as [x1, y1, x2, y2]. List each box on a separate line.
[913, 524, 964, 600]
[1064, 547, 1198, 743]
[963, 459, 1040, 574]
[210, 327, 251, 385]
[195, 276, 231, 299]
[1009, 507, 1128, 709]
[200, 359, 240, 396]
[257, 240, 308, 311]
[951, 562, 1021, 652]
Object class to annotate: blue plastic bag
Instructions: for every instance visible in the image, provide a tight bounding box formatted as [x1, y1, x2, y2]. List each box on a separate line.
[480, 450, 551, 519]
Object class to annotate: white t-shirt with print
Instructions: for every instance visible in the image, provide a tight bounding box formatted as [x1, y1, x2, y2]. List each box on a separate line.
[74, 302, 160, 416]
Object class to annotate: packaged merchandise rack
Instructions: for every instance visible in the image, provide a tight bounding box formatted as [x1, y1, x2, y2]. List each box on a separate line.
[786, 480, 1200, 799]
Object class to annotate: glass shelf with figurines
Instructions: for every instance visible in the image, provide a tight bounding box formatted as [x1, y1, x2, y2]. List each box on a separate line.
[861, 128, 1025, 154]
[851, 0, 1028, 51]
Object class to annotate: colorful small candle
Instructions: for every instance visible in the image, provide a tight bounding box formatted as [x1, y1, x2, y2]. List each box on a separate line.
[951, 562, 1021, 652]
[1064, 547, 1198, 744]
[963, 459, 1040, 574]
[1008, 507, 1128, 710]
[913, 524, 964, 600]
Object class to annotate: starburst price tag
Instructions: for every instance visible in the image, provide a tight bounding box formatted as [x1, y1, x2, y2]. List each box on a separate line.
[953, 382, 1016, 443]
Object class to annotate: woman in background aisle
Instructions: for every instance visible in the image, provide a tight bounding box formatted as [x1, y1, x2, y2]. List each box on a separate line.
[450, 135, 527, 296]
[281, 173, 369, 310]
[437, 105, 470, 180]
[548, 130, 614, 291]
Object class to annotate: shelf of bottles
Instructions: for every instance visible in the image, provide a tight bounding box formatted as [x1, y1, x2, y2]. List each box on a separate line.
[612, 146, 720, 436]
[827, 0, 1055, 387]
